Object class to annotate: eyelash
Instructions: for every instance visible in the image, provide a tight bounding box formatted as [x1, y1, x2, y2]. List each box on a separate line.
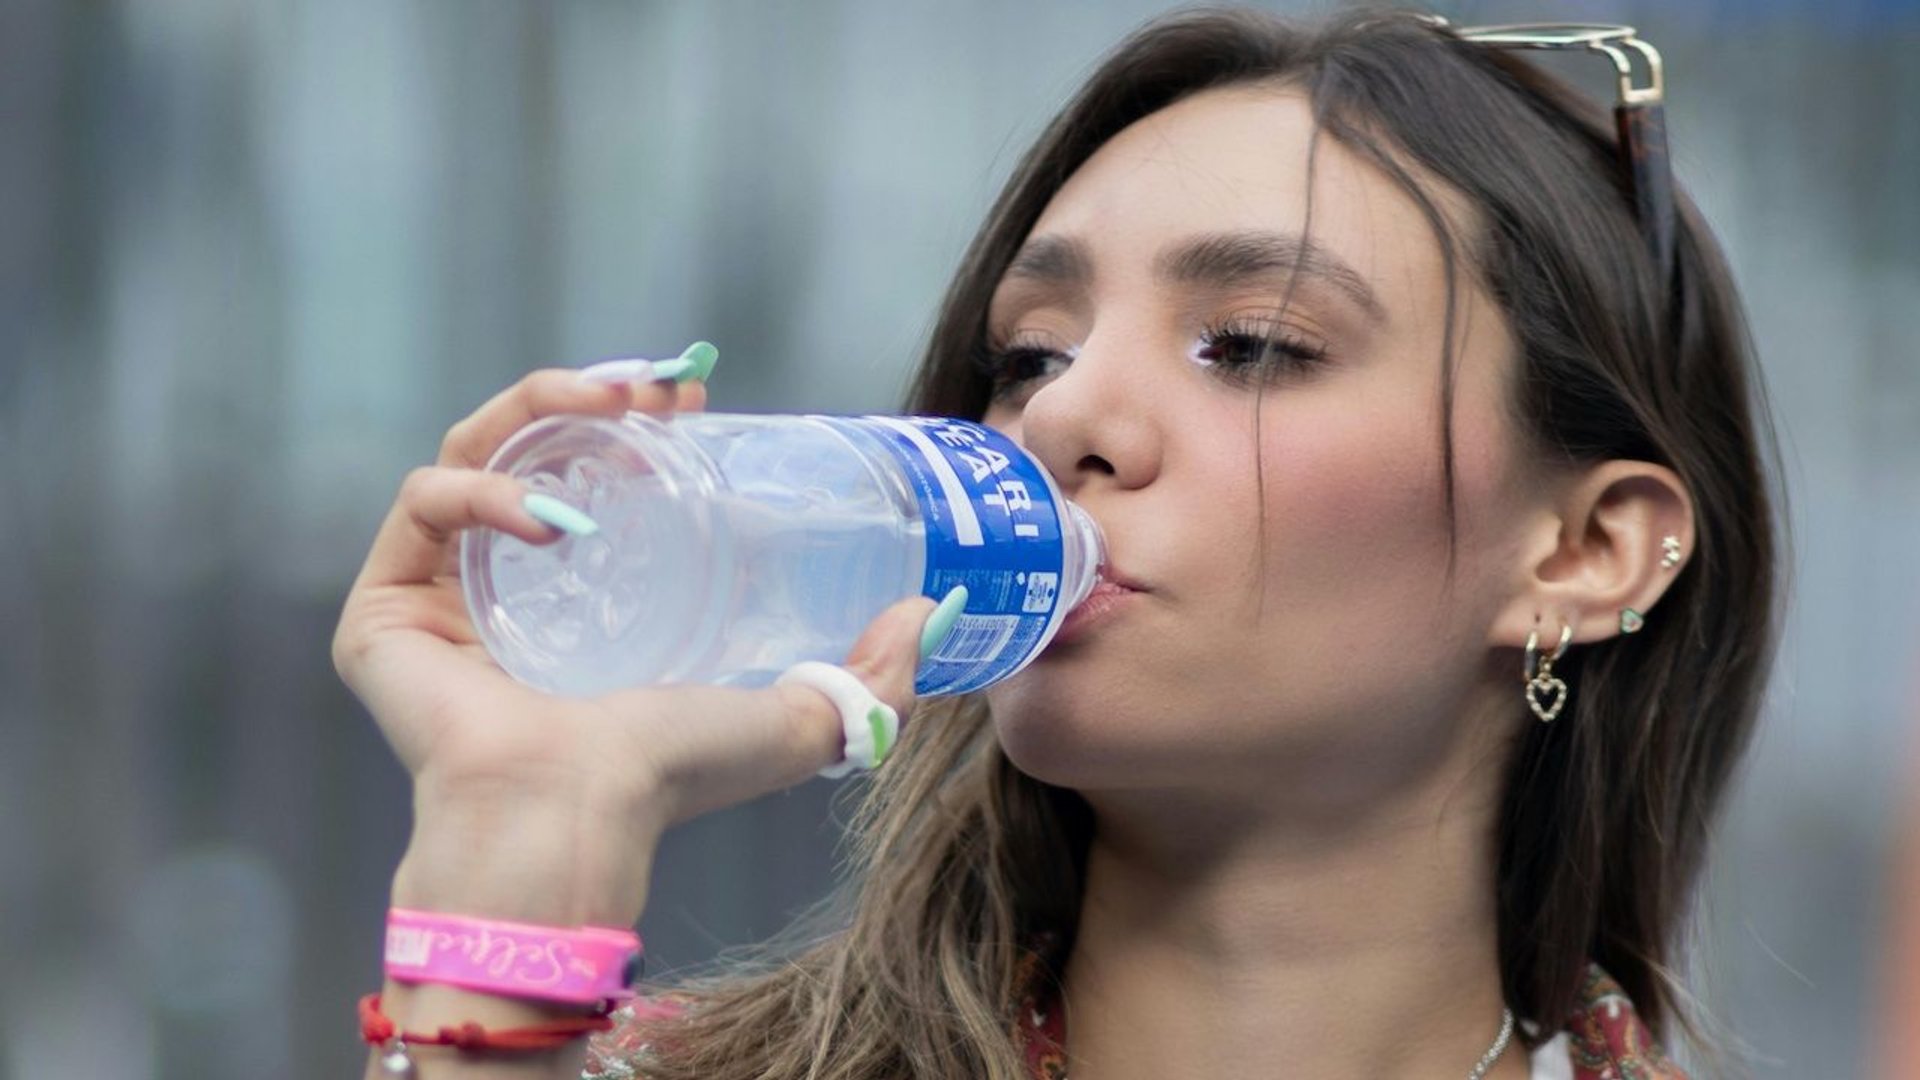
[975, 318, 1329, 399]
[972, 340, 1073, 397]
[1193, 318, 1330, 378]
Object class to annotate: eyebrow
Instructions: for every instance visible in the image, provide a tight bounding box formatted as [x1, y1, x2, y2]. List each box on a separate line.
[1001, 230, 1387, 325]
[1002, 234, 1093, 285]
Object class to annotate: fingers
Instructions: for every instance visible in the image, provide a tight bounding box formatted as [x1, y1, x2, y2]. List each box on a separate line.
[390, 361, 709, 586]
[438, 368, 702, 470]
[353, 467, 560, 591]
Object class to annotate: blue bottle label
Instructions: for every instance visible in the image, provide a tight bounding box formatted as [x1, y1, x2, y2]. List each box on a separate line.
[824, 416, 1066, 695]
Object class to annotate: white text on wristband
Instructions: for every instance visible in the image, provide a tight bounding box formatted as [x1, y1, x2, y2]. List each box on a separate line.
[383, 907, 642, 1007]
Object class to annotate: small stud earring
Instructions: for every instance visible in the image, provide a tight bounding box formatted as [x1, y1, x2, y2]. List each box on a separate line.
[1660, 535, 1682, 570]
[1620, 608, 1645, 634]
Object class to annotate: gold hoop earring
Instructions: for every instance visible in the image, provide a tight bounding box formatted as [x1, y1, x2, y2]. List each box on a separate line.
[1524, 622, 1573, 723]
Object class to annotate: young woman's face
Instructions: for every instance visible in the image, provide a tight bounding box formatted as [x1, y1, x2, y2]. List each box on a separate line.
[980, 85, 1541, 799]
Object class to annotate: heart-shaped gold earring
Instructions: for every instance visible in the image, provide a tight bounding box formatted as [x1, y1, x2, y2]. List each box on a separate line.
[1526, 672, 1567, 722]
[1524, 622, 1574, 723]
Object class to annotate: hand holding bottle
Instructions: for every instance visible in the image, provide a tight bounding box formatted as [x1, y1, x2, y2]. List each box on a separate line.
[332, 361, 938, 934]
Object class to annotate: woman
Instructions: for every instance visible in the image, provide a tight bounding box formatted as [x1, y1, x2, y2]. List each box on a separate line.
[337, 9, 1779, 1079]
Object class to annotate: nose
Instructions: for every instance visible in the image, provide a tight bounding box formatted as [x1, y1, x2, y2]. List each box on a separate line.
[1014, 331, 1164, 498]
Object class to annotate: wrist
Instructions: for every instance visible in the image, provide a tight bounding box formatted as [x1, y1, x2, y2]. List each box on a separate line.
[394, 791, 664, 928]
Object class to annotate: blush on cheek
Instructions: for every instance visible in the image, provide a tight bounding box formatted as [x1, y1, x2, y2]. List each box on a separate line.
[1252, 406, 1456, 601]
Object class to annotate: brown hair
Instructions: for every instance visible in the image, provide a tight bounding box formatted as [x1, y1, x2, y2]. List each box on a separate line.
[631, 8, 1779, 1077]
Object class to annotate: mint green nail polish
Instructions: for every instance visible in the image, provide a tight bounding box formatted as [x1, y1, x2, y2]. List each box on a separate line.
[647, 358, 696, 382]
[680, 341, 719, 382]
[919, 585, 968, 661]
[523, 493, 599, 537]
[867, 705, 894, 765]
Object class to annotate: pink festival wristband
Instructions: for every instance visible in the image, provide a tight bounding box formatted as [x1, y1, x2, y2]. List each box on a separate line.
[384, 908, 642, 1007]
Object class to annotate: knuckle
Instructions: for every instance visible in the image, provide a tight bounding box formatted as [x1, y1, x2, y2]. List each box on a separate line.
[774, 682, 838, 755]
[438, 420, 478, 464]
[525, 368, 581, 400]
[399, 464, 437, 493]
[398, 466, 442, 504]
[330, 615, 374, 685]
[883, 679, 918, 725]
[328, 628, 357, 681]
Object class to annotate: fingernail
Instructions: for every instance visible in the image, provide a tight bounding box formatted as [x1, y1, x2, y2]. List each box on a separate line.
[647, 358, 696, 382]
[523, 493, 599, 537]
[918, 585, 968, 661]
[866, 703, 897, 765]
[679, 341, 719, 382]
[577, 344, 715, 386]
[578, 358, 657, 385]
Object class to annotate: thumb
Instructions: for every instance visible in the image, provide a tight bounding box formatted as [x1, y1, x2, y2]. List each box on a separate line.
[841, 590, 953, 722]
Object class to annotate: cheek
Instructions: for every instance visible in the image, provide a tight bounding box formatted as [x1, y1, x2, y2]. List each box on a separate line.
[1254, 401, 1450, 585]
[1232, 371, 1520, 650]
[981, 402, 1022, 442]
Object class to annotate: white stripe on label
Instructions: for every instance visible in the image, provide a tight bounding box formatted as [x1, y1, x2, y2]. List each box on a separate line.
[871, 417, 984, 546]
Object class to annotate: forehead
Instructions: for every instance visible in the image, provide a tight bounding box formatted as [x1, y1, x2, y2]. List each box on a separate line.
[1028, 85, 1460, 310]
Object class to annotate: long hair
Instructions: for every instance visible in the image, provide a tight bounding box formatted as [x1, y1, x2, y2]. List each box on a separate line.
[630, 9, 1780, 1077]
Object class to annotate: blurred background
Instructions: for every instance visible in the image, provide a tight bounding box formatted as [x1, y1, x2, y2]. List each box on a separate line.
[2, 0, 1916, 1076]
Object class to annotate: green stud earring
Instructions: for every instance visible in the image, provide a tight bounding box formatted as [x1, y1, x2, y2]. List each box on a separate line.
[1620, 607, 1645, 634]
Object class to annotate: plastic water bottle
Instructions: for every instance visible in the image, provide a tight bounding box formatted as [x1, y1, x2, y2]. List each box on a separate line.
[460, 411, 1106, 697]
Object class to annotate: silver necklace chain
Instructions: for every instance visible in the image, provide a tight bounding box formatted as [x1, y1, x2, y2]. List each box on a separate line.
[1465, 1007, 1517, 1080]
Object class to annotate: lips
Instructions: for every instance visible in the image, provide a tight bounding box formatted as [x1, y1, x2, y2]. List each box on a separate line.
[1097, 564, 1149, 593]
[1050, 566, 1144, 647]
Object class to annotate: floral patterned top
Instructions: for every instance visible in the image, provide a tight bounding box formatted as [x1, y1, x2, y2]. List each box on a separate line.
[584, 951, 1687, 1080]
[1008, 951, 1688, 1080]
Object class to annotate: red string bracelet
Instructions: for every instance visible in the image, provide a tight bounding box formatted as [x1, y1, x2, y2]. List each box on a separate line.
[359, 992, 615, 1053]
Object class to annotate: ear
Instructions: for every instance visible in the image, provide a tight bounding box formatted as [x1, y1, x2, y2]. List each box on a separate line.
[1488, 460, 1694, 650]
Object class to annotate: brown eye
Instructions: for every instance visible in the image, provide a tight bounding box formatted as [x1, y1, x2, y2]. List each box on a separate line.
[1193, 321, 1329, 378]
[976, 342, 1075, 402]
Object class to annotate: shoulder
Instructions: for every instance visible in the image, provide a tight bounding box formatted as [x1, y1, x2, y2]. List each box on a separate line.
[582, 994, 694, 1079]
[1562, 965, 1690, 1080]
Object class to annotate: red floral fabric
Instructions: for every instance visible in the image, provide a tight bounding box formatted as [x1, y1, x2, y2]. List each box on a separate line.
[582, 993, 692, 1079]
[1011, 950, 1689, 1080]
[585, 951, 1688, 1079]
[1558, 965, 1691, 1080]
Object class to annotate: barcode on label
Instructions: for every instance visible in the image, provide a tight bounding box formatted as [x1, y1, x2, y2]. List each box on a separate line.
[932, 614, 1019, 663]
[386, 926, 434, 967]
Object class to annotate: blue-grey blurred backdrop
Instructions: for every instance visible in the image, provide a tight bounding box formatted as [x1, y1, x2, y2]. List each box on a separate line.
[2, 1, 1917, 1077]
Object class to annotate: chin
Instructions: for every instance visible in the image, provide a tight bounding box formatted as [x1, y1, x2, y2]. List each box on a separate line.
[984, 670, 1173, 791]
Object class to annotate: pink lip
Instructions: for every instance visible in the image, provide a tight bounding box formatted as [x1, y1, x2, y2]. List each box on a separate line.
[1049, 573, 1143, 648]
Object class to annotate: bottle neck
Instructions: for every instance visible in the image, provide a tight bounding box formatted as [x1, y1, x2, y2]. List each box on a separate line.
[1059, 500, 1107, 612]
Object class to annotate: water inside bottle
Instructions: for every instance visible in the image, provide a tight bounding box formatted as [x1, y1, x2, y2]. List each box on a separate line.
[478, 433, 715, 695]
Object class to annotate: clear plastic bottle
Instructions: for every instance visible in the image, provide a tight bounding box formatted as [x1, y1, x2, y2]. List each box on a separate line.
[460, 412, 1105, 697]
